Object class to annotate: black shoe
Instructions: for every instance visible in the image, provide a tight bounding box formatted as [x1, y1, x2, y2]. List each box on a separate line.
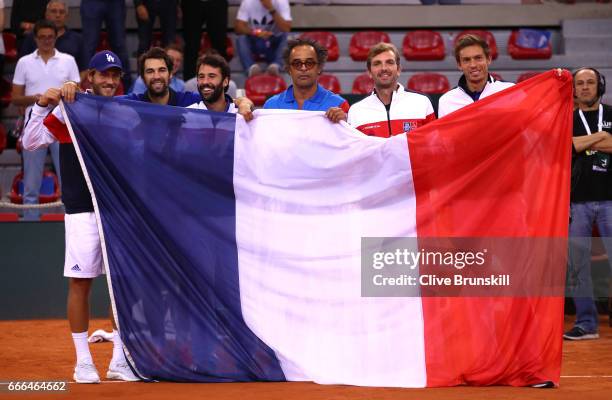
[531, 381, 555, 388]
[563, 326, 599, 340]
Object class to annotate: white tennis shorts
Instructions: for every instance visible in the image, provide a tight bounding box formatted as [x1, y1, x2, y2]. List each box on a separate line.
[63, 212, 105, 278]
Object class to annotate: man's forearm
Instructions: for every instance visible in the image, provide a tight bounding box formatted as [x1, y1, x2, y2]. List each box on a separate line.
[590, 136, 612, 153]
[12, 94, 39, 107]
[572, 133, 607, 153]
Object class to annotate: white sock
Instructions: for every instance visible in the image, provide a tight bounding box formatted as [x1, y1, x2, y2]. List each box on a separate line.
[72, 331, 92, 364]
[111, 330, 126, 364]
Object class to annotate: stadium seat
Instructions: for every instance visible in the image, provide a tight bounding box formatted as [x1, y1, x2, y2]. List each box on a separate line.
[407, 73, 450, 94]
[96, 31, 111, 52]
[0, 77, 12, 108]
[0, 123, 7, 155]
[299, 31, 340, 62]
[402, 30, 445, 61]
[454, 30, 498, 60]
[199, 33, 234, 61]
[508, 29, 552, 60]
[245, 74, 287, 106]
[2, 32, 18, 63]
[351, 73, 374, 94]
[40, 213, 65, 222]
[0, 213, 19, 222]
[516, 71, 544, 83]
[349, 31, 391, 61]
[9, 171, 61, 204]
[318, 73, 342, 94]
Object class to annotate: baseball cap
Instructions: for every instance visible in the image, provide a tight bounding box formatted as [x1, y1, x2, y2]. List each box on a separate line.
[88, 50, 123, 72]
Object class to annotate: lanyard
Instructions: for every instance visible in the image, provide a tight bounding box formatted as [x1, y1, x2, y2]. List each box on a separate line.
[578, 104, 603, 135]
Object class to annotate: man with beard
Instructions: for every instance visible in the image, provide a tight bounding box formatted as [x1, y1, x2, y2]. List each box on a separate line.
[21, 51, 140, 383]
[187, 53, 250, 118]
[347, 43, 435, 137]
[438, 34, 514, 118]
[565, 67, 612, 341]
[262, 37, 348, 123]
[121, 46, 200, 106]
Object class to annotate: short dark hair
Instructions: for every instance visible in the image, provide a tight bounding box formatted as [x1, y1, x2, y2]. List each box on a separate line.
[454, 34, 490, 62]
[34, 19, 58, 36]
[138, 47, 173, 78]
[366, 43, 400, 71]
[165, 43, 183, 55]
[196, 52, 231, 92]
[282, 38, 328, 71]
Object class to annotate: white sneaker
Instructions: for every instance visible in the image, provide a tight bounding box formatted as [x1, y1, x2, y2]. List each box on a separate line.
[248, 64, 262, 78]
[107, 360, 140, 381]
[88, 329, 114, 343]
[266, 63, 280, 76]
[73, 360, 101, 384]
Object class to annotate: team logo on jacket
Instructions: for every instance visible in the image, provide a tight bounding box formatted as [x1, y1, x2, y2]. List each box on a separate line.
[403, 122, 412, 132]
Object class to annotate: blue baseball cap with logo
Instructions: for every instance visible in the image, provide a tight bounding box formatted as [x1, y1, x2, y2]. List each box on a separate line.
[88, 50, 123, 72]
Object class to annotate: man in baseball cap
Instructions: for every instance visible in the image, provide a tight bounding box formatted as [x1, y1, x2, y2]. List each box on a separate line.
[21, 49, 139, 383]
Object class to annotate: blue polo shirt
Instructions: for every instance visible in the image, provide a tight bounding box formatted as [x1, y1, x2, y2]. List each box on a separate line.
[263, 84, 349, 111]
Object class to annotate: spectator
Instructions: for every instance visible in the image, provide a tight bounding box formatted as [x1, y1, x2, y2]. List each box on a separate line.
[565, 67, 612, 341]
[348, 43, 435, 137]
[263, 37, 348, 123]
[80, 0, 132, 89]
[134, 0, 178, 56]
[438, 34, 514, 118]
[19, 1, 88, 74]
[10, 0, 47, 49]
[130, 44, 185, 95]
[181, 0, 228, 81]
[11, 19, 79, 220]
[121, 47, 200, 106]
[235, 0, 291, 77]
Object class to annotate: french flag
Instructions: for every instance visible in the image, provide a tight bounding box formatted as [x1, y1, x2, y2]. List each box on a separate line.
[61, 70, 573, 387]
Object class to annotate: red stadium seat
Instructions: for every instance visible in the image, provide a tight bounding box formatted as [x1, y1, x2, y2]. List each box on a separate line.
[0, 123, 7, 155]
[9, 171, 61, 204]
[40, 213, 65, 222]
[508, 29, 552, 60]
[2, 32, 18, 63]
[349, 31, 391, 61]
[199, 33, 234, 61]
[516, 71, 544, 83]
[299, 31, 340, 62]
[0, 77, 12, 108]
[454, 30, 498, 60]
[318, 73, 342, 94]
[245, 74, 287, 106]
[96, 31, 111, 52]
[402, 30, 445, 61]
[351, 73, 374, 94]
[407, 73, 450, 94]
[0, 213, 19, 222]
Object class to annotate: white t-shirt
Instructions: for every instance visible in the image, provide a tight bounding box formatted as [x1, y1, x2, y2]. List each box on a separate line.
[13, 49, 80, 122]
[236, 0, 292, 35]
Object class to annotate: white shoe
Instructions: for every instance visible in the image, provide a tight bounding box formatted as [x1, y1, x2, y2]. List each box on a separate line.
[107, 360, 140, 381]
[248, 64, 262, 78]
[266, 63, 280, 76]
[73, 360, 101, 384]
[88, 329, 114, 343]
